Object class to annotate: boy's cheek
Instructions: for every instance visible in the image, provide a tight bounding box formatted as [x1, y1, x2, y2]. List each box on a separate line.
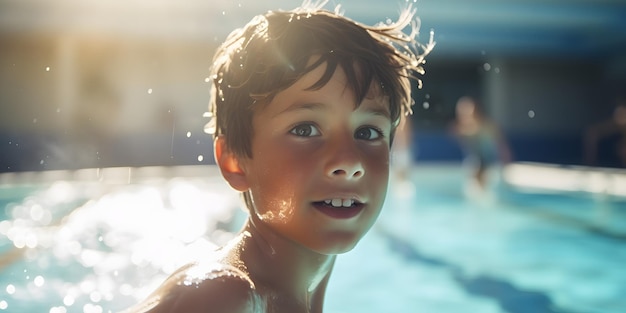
[267, 140, 325, 163]
[363, 146, 391, 166]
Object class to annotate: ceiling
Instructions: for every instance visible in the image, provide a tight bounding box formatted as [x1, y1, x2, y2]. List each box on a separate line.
[1, 0, 625, 60]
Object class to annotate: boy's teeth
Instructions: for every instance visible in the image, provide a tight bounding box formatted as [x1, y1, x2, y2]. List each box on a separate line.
[323, 199, 355, 208]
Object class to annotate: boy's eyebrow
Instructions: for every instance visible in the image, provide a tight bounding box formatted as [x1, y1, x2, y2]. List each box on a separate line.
[364, 104, 392, 120]
[275, 102, 324, 117]
[275, 101, 391, 120]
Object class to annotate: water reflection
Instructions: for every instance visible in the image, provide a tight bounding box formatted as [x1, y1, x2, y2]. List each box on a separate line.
[0, 167, 242, 313]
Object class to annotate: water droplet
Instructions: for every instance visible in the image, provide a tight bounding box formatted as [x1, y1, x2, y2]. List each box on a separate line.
[34, 275, 45, 287]
[423, 102, 430, 109]
[528, 110, 535, 118]
[222, 11, 226, 15]
[204, 77, 210, 83]
[89, 291, 102, 302]
[494, 67, 500, 74]
[82, 303, 103, 313]
[147, 88, 153, 94]
[6, 284, 15, 294]
[45, 67, 50, 72]
[0, 300, 7, 310]
[483, 63, 491, 71]
[49, 306, 67, 313]
[197, 155, 204, 162]
[186, 131, 192, 138]
[63, 295, 75, 306]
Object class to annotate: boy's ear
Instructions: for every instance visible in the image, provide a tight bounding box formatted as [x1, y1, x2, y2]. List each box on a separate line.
[214, 136, 250, 192]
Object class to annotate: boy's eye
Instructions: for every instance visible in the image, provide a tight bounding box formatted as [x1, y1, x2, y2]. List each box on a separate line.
[355, 126, 383, 140]
[289, 123, 321, 137]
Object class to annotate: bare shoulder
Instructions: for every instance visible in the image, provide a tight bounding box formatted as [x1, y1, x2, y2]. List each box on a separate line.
[121, 262, 262, 313]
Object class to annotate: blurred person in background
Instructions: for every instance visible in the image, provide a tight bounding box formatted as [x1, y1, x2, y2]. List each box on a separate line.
[450, 96, 512, 198]
[583, 97, 626, 168]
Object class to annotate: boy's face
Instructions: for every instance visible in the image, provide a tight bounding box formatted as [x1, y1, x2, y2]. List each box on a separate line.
[240, 62, 392, 255]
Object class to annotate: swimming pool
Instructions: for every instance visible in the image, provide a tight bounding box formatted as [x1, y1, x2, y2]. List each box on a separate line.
[0, 164, 624, 313]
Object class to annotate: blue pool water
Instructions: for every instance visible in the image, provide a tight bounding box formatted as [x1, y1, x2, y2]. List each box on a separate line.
[0, 165, 624, 313]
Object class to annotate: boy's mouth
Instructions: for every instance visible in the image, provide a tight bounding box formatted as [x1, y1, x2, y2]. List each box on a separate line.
[312, 198, 364, 219]
[323, 198, 355, 207]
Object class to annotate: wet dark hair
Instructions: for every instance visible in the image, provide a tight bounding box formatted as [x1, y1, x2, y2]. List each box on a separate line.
[206, 2, 434, 159]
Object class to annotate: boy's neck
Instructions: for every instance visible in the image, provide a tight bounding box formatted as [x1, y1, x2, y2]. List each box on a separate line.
[233, 219, 337, 310]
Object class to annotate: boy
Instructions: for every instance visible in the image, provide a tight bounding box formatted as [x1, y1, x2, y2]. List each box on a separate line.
[123, 1, 433, 312]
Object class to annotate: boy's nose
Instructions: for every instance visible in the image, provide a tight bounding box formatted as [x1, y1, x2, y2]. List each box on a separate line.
[325, 141, 365, 180]
[329, 166, 364, 179]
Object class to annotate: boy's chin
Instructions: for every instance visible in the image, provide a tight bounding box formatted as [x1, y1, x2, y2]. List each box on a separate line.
[307, 232, 364, 255]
